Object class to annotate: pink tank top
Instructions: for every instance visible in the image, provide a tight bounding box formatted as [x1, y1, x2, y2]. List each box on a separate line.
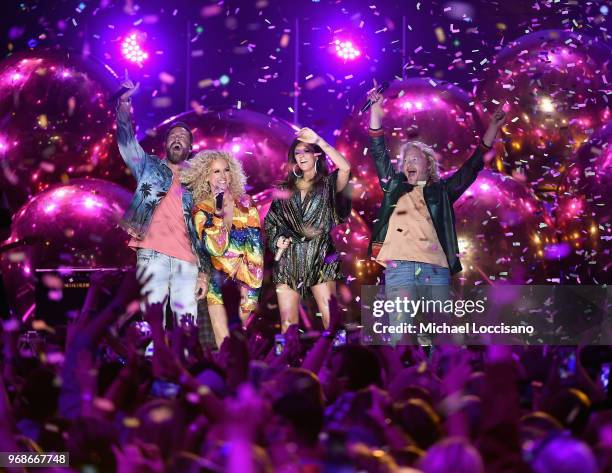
[129, 169, 197, 264]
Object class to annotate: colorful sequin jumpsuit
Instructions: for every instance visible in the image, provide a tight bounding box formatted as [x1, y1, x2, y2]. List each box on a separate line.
[193, 195, 263, 313]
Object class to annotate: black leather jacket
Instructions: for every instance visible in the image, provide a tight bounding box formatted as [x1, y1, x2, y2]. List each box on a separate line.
[368, 131, 488, 275]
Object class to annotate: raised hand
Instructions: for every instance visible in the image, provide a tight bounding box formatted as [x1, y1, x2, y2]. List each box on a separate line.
[295, 127, 321, 145]
[143, 299, 166, 331]
[119, 69, 140, 101]
[368, 78, 384, 128]
[223, 384, 269, 439]
[490, 102, 507, 129]
[482, 102, 507, 148]
[441, 348, 472, 396]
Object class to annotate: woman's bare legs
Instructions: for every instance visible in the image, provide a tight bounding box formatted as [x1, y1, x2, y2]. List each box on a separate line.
[311, 280, 336, 329]
[276, 284, 300, 333]
[208, 304, 229, 348]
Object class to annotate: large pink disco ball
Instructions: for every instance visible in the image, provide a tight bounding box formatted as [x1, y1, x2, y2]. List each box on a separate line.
[553, 123, 611, 283]
[332, 210, 382, 321]
[140, 109, 297, 195]
[335, 78, 481, 224]
[476, 30, 610, 192]
[0, 49, 128, 210]
[332, 209, 379, 283]
[1, 179, 133, 318]
[453, 170, 554, 286]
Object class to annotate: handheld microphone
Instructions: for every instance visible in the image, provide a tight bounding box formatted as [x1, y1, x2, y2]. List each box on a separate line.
[215, 192, 224, 213]
[274, 234, 291, 262]
[109, 86, 130, 104]
[360, 81, 389, 113]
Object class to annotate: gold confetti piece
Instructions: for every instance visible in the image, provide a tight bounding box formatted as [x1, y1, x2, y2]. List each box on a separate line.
[123, 417, 140, 428]
[197, 385, 211, 396]
[32, 319, 55, 332]
[149, 406, 173, 423]
[435, 27, 445, 43]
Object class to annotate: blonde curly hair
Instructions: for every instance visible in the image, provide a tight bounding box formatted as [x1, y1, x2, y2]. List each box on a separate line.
[398, 141, 440, 183]
[181, 150, 247, 203]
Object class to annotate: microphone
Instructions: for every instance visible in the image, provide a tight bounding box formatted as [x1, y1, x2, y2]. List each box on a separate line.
[215, 192, 224, 213]
[274, 234, 291, 262]
[109, 86, 130, 104]
[360, 81, 389, 113]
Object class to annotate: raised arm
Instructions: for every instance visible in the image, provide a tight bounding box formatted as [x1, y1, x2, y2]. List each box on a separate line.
[444, 103, 506, 203]
[116, 70, 148, 180]
[367, 80, 397, 191]
[295, 128, 351, 192]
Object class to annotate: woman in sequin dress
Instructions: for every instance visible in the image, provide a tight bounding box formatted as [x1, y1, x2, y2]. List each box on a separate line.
[264, 127, 351, 332]
[182, 150, 263, 347]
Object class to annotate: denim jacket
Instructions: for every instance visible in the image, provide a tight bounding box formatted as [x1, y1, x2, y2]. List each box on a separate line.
[116, 106, 211, 274]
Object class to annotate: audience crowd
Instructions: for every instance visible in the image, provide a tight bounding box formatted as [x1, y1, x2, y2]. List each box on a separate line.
[1, 270, 611, 473]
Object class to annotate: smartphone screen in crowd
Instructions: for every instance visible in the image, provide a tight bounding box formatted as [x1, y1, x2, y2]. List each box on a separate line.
[558, 349, 577, 379]
[151, 379, 180, 399]
[274, 334, 285, 356]
[600, 362, 611, 391]
[333, 329, 347, 348]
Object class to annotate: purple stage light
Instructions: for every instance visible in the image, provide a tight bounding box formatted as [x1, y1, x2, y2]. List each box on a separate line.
[121, 33, 148, 65]
[334, 39, 361, 61]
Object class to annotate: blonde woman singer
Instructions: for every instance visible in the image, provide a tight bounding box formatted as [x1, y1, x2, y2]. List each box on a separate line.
[182, 150, 263, 347]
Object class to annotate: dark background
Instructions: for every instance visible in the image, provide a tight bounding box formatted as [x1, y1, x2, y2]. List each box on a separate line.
[1, 0, 608, 139]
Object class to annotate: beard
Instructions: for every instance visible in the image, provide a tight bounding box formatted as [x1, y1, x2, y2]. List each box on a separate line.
[166, 145, 189, 163]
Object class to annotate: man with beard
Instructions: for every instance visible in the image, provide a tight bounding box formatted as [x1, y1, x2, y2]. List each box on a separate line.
[116, 71, 210, 326]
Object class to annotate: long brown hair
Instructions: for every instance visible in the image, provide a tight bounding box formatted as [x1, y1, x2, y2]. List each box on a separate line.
[281, 138, 330, 192]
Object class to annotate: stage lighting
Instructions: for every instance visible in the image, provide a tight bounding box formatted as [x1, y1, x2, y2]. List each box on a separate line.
[334, 40, 361, 61]
[121, 33, 148, 65]
[539, 96, 555, 113]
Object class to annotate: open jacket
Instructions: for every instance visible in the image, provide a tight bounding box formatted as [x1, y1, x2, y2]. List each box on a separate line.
[116, 106, 211, 274]
[368, 129, 489, 275]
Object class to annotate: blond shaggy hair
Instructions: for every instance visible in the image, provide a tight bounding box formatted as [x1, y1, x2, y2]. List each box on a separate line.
[398, 141, 440, 183]
[181, 150, 247, 203]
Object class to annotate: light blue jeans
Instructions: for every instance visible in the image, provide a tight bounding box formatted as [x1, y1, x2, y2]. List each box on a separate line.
[136, 249, 199, 324]
[385, 260, 451, 286]
[384, 261, 451, 345]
